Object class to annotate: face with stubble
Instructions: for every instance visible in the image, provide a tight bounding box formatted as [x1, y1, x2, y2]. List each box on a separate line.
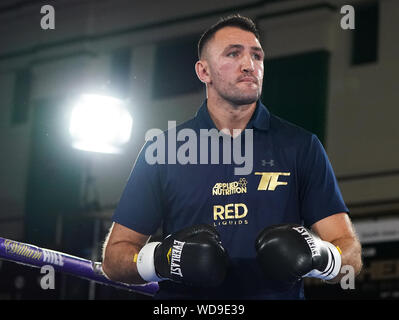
[196, 26, 265, 106]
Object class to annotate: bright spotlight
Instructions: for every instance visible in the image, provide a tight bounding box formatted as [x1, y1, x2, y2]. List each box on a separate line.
[69, 94, 133, 154]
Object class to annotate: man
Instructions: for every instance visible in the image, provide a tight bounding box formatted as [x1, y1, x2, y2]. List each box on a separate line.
[102, 14, 362, 299]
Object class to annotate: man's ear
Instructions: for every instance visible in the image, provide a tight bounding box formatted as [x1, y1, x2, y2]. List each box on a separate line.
[195, 60, 211, 84]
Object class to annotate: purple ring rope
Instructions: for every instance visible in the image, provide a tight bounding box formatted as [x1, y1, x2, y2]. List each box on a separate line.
[0, 237, 159, 296]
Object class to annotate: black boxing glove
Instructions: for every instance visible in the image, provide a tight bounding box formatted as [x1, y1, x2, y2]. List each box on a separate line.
[136, 224, 229, 287]
[255, 224, 342, 284]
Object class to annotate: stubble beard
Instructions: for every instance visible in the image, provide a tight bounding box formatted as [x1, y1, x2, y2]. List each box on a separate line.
[217, 82, 262, 107]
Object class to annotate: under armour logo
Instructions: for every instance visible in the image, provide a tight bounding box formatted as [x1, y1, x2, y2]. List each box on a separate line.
[261, 160, 274, 167]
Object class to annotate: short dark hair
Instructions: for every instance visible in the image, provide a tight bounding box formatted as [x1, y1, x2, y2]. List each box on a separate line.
[197, 14, 260, 59]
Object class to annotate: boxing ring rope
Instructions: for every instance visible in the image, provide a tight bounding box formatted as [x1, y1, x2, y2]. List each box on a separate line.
[0, 236, 159, 297]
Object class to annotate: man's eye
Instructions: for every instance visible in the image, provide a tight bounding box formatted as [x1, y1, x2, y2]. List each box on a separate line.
[253, 53, 262, 60]
[227, 51, 239, 57]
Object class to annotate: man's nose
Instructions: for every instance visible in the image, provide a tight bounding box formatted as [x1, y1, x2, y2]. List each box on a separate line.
[241, 54, 255, 73]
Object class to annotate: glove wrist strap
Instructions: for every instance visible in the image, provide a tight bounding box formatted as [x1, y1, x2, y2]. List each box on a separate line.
[136, 241, 163, 282]
[304, 241, 342, 281]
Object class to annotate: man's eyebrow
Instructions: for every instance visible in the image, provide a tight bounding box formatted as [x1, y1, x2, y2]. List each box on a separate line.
[224, 44, 244, 51]
[223, 44, 264, 54]
[251, 46, 264, 53]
